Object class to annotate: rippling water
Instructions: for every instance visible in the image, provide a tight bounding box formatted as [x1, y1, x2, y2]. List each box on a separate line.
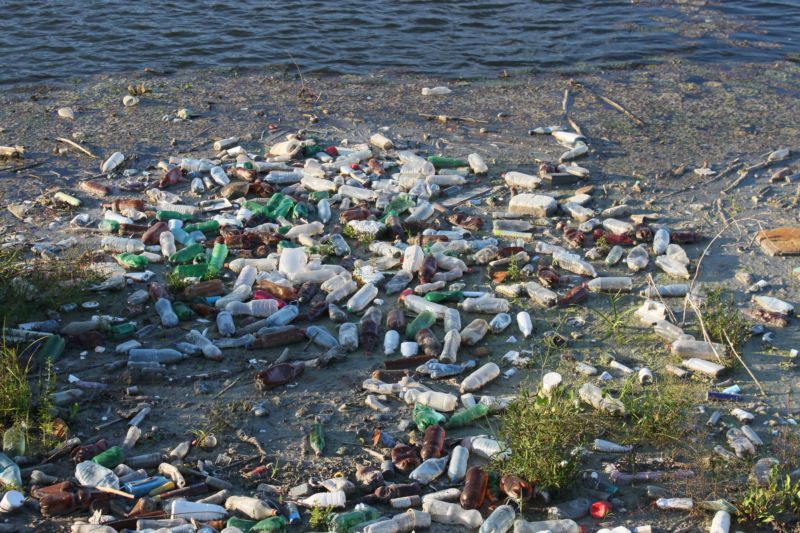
[1, 0, 798, 85]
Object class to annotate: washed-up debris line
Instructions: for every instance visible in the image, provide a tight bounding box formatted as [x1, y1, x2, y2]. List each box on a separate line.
[1, 117, 798, 533]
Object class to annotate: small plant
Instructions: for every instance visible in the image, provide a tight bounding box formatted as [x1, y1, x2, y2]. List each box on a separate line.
[594, 235, 610, 254]
[588, 293, 636, 341]
[308, 505, 334, 529]
[495, 388, 592, 493]
[36, 358, 57, 450]
[506, 257, 523, 282]
[0, 338, 32, 429]
[702, 287, 750, 350]
[738, 465, 800, 525]
[165, 271, 191, 294]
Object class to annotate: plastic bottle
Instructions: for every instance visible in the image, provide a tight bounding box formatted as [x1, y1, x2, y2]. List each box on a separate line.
[753, 295, 794, 315]
[224, 496, 276, 520]
[513, 519, 579, 533]
[405, 310, 436, 339]
[2, 424, 26, 457]
[655, 256, 689, 279]
[516, 311, 533, 338]
[0, 454, 22, 488]
[402, 245, 424, 272]
[423, 499, 483, 529]
[409, 455, 448, 484]
[445, 445, 468, 483]
[169, 499, 227, 521]
[552, 249, 597, 277]
[461, 363, 500, 393]
[626, 245, 649, 272]
[480, 504, 515, 533]
[300, 490, 346, 509]
[347, 283, 378, 313]
[404, 390, 457, 412]
[446, 404, 489, 428]
[216, 311, 236, 337]
[364, 509, 431, 533]
[587, 277, 633, 292]
[710, 510, 731, 533]
[129, 348, 186, 364]
[331, 505, 382, 533]
[460, 295, 510, 313]
[602, 218, 634, 235]
[75, 460, 119, 489]
[339, 323, 359, 352]
[384, 330, 400, 355]
[461, 319, 490, 346]
[490, 312, 512, 333]
[443, 307, 461, 332]
[385, 270, 413, 295]
[186, 330, 223, 359]
[102, 236, 145, 253]
[653, 228, 669, 255]
[671, 339, 725, 360]
[413, 403, 446, 431]
[439, 329, 461, 363]
[154, 298, 179, 328]
[92, 445, 125, 468]
[263, 304, 298, 327]
[403, 294, 448, 319]
[461, 466, 489, 509]
[420, 425, 445, 460]
[655, 497, 693, 510]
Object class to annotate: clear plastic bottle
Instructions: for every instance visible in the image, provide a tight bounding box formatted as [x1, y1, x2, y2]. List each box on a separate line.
[753, 295, 794, 315]
[653, 320, 687, 342]
[587, 277, 633, 292]
[460, 296, 510, 314]
[655, 497, 693, 510]
[339, 323, 359, 352]
[490, 313, 512, 333]
[655, 256, 689, 279]
[422, 499, 483, 529]
[437, 330, 460, 363]
[404, 390, 457, 412]
[447, 445, 469, 483]
[605, 245, 624, 266]
[128, 349, 185, 364]
[480, 504, 516, 533]
[653, 228, 669, 255]
[443, 308, 461, 333]
[469, 437, 509, 460]
[226, 299, 279, 318]
[216, 311, 236, 337]
[385, 270, 414, 295]
[513, 519, 579, 533]
[626, 244, 649, 272]
[186, 330, 222, 359]
[402, 245, 425, 272]
[602, 218, 634, 235]
[504, 171, 542, 190]
[0, 453, 22, 488]
[403, 294, 448, 319]
[670, 339, 724, 360]
[155, 298, 179, 328]
[75, 460, 119, 489]
[347, 283, 378, 313]
[169, 499, 227, 521]
[409, 456, 448, 485]
[524, 282, 558, 307]
[384, 330, 400, 355]
[101, 236, 145, 253]
[516, 311, 532, 338]
[460, 319, 490, 346]
[460, 363, 500, 393]
[300, 490, 346, 508]
[553, 249, 597, 277]
[263, 304, 299, 327]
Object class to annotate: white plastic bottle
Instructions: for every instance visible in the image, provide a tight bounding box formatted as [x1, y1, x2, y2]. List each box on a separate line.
[155, 298, 179, 328]
[216, 311, 236, 337]
[480, 504, 516, 533]
[516, 311, 533, 338]
[460, 363, 501, 393]
[384, 330, 400, 355]
[102, 236, 145, 254]
[224, 496, 275, 520]
[300, 490, 346, 509]
[402, 245, 425, 272]
[468, 153, 488, 174]
[347, 283, 378, 313]
[404, 390, 457, 412]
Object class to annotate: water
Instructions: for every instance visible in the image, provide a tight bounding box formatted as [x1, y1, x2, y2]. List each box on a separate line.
[0, 0, 798, 86]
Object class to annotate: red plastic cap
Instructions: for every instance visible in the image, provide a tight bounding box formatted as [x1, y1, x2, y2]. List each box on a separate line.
[325, 146, 339, 157]
[590, 500, 612, 518]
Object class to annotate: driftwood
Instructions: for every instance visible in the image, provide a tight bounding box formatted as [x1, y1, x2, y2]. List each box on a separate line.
[56, 137, 97, 158]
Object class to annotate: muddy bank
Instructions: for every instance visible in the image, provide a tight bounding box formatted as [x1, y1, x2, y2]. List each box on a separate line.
[0, 61, 799, 532]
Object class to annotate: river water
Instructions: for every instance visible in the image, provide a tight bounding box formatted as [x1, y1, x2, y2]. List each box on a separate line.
[0, 0, 798, 85]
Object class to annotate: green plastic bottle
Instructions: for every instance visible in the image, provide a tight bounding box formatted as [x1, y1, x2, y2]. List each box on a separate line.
[173, 263, 209, 278]
[184, 220, 220, 234]
[36, 335, 65, 365]
[277, 241, 299, 251]
[169, 243, 205, 264]
[236, 161, 254, 170]
[303, 145, 323, 157]
[424, 290, 465, 303]
[309, 191, 330, 202]
[309, 424, 325, 457]
[98, 219, 120, 233]
[427, 155, 467, 168]
[272, 195, 295, 220]
[114, 252, 148, 270]
[227, 517, 257, 532]
[252, 516, 289, 532]
[444, 403, 489, 428]
[92, 446, 125, 469]
[331, 506, 381, 533]
[244, 200, 270, 217]
[384, 194, 414, 216]
[292, 202, 309, 220]
[207, 243, 228, 275]
[156, 210, 193, 222]
[405, 310, 436, 340]
[108, 322, 136, 340]
[413, 403, 446, 431]
[172, 302, 195, 321]
[2, 423, 26, 457]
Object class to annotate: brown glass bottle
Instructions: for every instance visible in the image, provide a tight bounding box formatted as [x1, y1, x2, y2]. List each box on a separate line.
[390, 444, 420, 473]
[256, 280, 298, 301]
[420, 425, 445, 460]
[418, 255, 437, 284]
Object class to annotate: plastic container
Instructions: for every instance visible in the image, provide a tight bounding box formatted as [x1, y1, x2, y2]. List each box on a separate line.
[626, 244, 649, 272]
[513, 519, 579, 533]
[170, 499, 227, 521]
[339, 323, 359, 352]
[460, 363, 501, 393]
[75, 460, 119, 489]
[516, 311, 532, 338]
[443, 308, 461, 333]
[587, 277, 633, 292]
[439, 330, 460, 363]
[423, 499, 483, 529]
[300, 490, 346, 508]
[653, 228, 669, 255]
[347, 283, 378, 313]
[460, 295, 510, 314]
[490, 313, 512, 333]
[409, 456, 448, 485]
[0, 453, 22, 488]
[461, 319, 490, 346]
[655, 256, 690, 279]
[404, 390, 457, 412]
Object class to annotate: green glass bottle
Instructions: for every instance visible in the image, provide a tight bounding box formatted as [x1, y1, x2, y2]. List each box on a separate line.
[424, 290, 465, 303]
[444, 403, 489, 429]
[207, 243, 228, 276]
[427, 155, 467, 168]
[252, 516, 289, 532]
[109, 322, 136, 340]
[413, 403, 446, 431]
[36, 335, 65, 365]
[173, 263, 209, 278]
[2, 423, 26, 457]
[309, 424, 325, 457]
[156, 210, 193, 222]
[98, 220, 120, 233]
[184, 220, 220, 234]
[331, 506, 381, 533]
[92, 446, 125, 469]
[169, 243, 205, 264]
[114, 253, 148, 270]
[227, 517, 257, 533]
[172, 302, 195, 321]
[405, 310, 436, 340]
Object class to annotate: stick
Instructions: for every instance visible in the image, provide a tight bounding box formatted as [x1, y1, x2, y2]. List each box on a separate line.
[721, 169, 750, 194]
[645, 274, 676, 324]
[418, 113, 489, 124]
[0, 160, 47, 173]
[575, 81, 644, 126]
[94, 485, 135, 499]
[56, 138, 97, 158]
[236, 429, 268, 457]
[722, 330, 766, 397]
[213, 376, 241, 399]
[686, 296, 724, 365]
